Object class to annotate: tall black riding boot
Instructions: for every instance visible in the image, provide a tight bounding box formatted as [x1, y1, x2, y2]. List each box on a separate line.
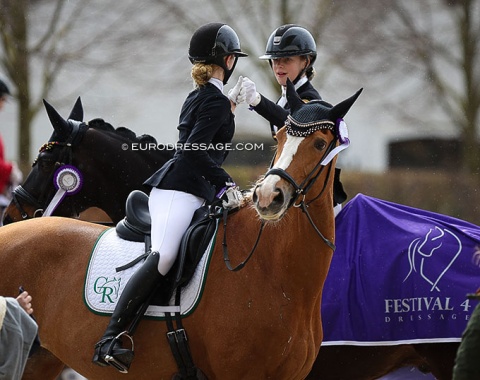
[92, 251, 168, 373]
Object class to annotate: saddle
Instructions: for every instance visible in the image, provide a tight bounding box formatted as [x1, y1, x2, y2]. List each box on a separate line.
[114, 190, 220, 379]
[115, 190, 221, 289]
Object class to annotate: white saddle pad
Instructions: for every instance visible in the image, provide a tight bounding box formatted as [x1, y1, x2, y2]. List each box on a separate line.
[84, 228, 216, 319]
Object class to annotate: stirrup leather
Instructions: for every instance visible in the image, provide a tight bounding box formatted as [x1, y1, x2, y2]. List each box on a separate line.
[104, 331, 135, 374]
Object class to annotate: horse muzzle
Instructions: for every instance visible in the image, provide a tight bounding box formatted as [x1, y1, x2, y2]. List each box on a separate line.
[252, 176, 292, 221]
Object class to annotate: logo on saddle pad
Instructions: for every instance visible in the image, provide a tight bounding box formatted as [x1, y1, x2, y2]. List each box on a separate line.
[93, 276, 121, 303]
[404, 226, 462, 292]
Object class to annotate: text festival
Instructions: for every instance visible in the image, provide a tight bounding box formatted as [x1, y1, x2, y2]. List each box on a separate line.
[384, 297, 473, 322]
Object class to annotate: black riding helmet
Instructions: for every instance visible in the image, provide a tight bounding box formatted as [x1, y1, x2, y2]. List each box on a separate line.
[0, 79, 11, 97]
[260, 24, 317, 84]
[189, 22, 247, 84]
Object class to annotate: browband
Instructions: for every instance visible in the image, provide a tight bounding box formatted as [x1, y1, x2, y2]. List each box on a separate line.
[285, 115, 334, 137]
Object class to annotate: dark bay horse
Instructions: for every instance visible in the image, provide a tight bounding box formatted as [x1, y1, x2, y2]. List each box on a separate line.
[2, 97, 173, 225]
[0, 82, 361, 379]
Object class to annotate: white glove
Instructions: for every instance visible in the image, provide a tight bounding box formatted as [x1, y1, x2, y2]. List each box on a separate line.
[242, 77, 261, 106]
[222, 186, 244, 209]
[9, 161, 23, 186]
[227, 76, 246, 105]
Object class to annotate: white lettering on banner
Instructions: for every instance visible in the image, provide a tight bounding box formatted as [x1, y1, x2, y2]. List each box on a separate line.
[380, 227, 474, 331]
[384, 297, 455, 313]
[385, 314, 470, 323]
[383, 297, 473, 324]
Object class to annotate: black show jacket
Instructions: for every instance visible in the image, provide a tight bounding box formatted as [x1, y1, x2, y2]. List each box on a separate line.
[144, 83, 234, 202]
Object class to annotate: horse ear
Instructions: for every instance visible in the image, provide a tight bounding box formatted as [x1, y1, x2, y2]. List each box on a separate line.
[286, 78, 304, 112]
[68, 97, 83, 122]
[329, 88, 363, 121]
[43, 99, 72, 139]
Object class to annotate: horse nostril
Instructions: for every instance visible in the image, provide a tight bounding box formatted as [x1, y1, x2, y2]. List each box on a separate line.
[272, 188, 284, 206]
[252, 185, 260, 203]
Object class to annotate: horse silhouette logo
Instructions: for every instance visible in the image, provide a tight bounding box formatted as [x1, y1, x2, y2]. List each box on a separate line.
[404, 226, 462, 292]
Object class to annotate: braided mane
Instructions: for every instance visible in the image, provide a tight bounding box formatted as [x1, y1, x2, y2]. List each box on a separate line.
[87, 118, 157, 144]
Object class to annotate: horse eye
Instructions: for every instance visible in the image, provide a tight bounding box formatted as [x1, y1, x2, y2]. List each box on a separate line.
[314, 139, 327, 151]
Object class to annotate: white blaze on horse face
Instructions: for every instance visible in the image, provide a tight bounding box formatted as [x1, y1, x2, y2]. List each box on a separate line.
[256, 134, 304, 210]
[275, 135, 305, 171]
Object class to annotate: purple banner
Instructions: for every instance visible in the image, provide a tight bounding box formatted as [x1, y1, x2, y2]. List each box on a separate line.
[322, 194, 480, 345]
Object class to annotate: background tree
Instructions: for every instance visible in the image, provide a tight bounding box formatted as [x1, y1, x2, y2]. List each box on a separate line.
[154, 0, 341, 94]
[329, 0, 480, 174]
[0, 0, 171, 171]
[1, 0, 479, 176]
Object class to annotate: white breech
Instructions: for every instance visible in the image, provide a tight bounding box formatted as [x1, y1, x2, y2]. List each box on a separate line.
[148, 188, 204, 275]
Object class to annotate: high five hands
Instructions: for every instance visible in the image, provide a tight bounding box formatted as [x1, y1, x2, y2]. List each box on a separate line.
[228, 76, 260, 107]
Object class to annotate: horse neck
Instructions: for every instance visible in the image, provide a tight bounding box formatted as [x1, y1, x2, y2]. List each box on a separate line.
[226, 197, 335, 303]
[77, 131, 170, 223]
[277, 197, 335, 292]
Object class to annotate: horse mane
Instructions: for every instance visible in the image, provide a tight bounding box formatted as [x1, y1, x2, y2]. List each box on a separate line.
[87, 118, 157, 144]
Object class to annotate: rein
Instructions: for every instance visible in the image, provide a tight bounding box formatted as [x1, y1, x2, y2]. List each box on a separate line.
[222, 207, 265, 271]
[11, 121, 86, 220]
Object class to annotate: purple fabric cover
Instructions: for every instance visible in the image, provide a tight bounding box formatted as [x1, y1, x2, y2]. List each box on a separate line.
[322, 194, 480, 346]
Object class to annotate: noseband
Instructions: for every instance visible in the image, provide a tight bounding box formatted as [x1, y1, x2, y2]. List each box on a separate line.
[10, 121, 86, 220]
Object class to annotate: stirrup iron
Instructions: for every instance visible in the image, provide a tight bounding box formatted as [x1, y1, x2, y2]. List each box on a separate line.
[104, 331, 135, 374]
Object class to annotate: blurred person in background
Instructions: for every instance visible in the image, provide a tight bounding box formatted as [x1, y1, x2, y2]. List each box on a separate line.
[0, 78, 22, 225]
[0, 289, 38, 380]
[452, 288, 480, 379]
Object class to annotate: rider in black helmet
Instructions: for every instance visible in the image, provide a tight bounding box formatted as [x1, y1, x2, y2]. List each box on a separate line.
[92, 23, 247, 373]
[0, 79, 11, 112]
[240, 24, 320, 139]
[188, 22, 247, 85]
[0, 79, 10, 96]
[260, 24, 317, 85]
[233, 24, 347, 214]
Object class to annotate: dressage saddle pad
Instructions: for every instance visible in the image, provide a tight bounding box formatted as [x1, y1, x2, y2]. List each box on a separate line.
[84, 228, 216, 319]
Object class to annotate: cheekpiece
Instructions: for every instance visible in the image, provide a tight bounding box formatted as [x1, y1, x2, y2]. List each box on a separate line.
[285, 115, 334, 137]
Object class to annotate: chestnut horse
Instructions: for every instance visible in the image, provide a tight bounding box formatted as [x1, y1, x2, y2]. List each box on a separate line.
[4, 97, 458, 379]
[0, 82, 361, 379]
[2, 97, 173, 225]
[4, 95, 458, 379]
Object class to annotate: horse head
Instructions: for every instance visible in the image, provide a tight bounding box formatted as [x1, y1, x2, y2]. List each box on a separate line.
[253, 80, 362, 222]
[3, 98, 88, 224]
[3, 98, 174, 225]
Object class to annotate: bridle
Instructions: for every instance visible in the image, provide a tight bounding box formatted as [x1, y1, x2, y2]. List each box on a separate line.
[9, 121, 87, 221]
[258, 113, 351, 251]
[222, 134, 340, 272]
[265, 138, 338, 251]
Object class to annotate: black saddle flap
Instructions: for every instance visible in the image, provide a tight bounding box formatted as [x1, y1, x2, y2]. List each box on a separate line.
[172, 205, 219, 287]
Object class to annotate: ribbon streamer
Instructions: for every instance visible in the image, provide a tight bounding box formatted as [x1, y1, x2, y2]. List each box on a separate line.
[43, 165, 83, 217]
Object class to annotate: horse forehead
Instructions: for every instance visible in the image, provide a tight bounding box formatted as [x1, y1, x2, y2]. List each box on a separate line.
[274, 135, 304, 170]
